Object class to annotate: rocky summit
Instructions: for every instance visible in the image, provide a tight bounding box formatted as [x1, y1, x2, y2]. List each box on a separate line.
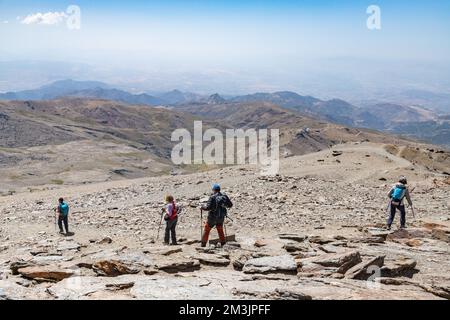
[0, 142, 449, 300]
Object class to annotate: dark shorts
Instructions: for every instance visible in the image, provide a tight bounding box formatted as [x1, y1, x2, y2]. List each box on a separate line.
[207, 214, 225, 228]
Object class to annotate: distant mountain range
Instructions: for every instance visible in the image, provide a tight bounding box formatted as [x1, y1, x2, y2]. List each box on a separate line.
[1, 79, 448, 147]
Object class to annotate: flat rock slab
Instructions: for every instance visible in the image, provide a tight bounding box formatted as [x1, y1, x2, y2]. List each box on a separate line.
[194, 254, 231, 266]
[57, 241, 81, 251]
[18, 266, 74, 282]
[308, 236, 334, 244]
[293, 278, 444, 300]
[0, 279, 49, 300]
[144, 246, 182, 256]
[130, 276, 233, 300]
[243, 255, 297, 275]
[300, 251, 362, 274]
[283, 242, 310, 253]
[155, 258, 201, 273]
[365, 228, 392, 239]
[48, 276, 138, 300]
[278, 233, 308, 242]
[32, 255, 72, 265]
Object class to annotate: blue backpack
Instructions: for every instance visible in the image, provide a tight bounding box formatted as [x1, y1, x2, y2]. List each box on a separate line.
[392, 185, 406, 202]
[59, 203, 69, 216]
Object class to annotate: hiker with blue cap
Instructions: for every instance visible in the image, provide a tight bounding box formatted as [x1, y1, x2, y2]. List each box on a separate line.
[200, 183, 233, 247]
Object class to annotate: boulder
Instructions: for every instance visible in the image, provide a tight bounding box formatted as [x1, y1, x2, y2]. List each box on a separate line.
[243, 255, 297, 275]
[345, 255, 385, 280]
[232, 254, 251, 271]
[381, 257, 417, 278]
[300, 251, 362, 274]
[17, 266, 74, 282]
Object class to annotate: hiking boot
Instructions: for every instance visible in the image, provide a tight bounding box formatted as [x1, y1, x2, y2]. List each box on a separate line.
[201, 242, 207, 248]
[59, 230, 65, 235]
[386, 225, 391, 231]
[220, 242, 226, 247]
[400, 225, 406, 229]
[170, 242, 178, 246]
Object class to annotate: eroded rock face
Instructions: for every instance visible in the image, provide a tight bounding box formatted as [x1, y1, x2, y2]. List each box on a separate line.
[243, 255, 297, 275]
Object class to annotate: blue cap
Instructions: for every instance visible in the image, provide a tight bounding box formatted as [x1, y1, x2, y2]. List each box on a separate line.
[212, 183, 221, 191]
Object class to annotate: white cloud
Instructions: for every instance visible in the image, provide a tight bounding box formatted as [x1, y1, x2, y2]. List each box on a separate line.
[21, 12, 67, 25]
[3, 21, 9, 24]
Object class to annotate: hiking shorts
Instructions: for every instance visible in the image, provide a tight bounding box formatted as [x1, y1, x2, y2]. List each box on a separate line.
[207, 214, 225, 228]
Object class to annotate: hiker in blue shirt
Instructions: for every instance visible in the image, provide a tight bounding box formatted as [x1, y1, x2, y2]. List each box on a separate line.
[56, 197, 70, 235]
[387, 177, 413, 230]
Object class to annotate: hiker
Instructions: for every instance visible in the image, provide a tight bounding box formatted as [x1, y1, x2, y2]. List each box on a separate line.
[201, 184, 233, 247]
[163, 195, 180, 245]
[56, 198, 70, 235]
[387, 176, 413, 230]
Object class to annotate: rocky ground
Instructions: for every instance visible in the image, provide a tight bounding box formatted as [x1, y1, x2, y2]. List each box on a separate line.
[0, 142, 449, 300]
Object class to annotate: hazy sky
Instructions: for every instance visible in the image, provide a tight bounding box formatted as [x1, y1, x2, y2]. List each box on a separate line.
[0, 0, 449, 95]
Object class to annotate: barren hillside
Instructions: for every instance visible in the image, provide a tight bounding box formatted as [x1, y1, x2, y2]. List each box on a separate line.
[0, 143, 449, 300]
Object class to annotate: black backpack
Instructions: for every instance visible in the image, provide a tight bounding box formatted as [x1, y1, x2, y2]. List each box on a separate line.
[214, 193, 233, 218]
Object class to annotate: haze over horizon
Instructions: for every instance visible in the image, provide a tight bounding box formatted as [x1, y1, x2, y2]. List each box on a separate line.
[1, 0, 450, 100]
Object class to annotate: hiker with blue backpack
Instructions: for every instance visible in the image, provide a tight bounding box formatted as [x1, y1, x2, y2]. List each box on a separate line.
[56, 197, 70, 235]
[387, 177, 413, 230]
[200, 184, 233, 247]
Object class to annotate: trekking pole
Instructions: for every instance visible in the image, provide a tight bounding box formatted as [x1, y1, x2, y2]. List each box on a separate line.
[410, 206, 416, 219]
[156, 208, 164, 240]
[224, 217, 227, 240]
[200, 208, 203, 241]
